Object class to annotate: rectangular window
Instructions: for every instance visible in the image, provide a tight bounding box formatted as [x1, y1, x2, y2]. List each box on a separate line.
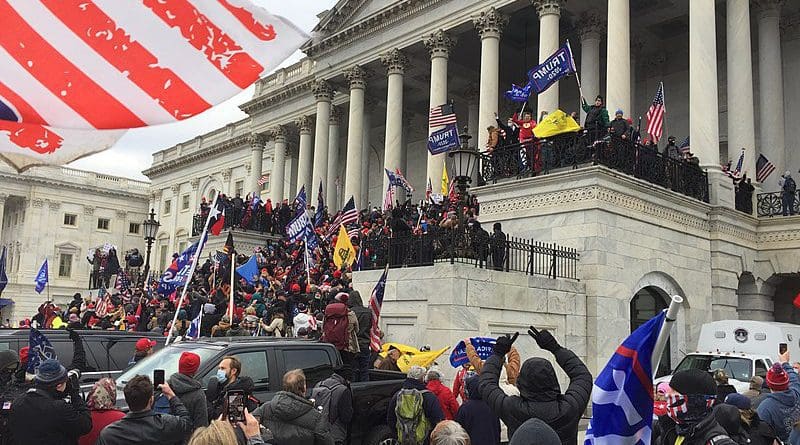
[178, 241, 187, 253]
[163, 199, 172, 215]
[97, 218, 110, 230]
[159, 245, 168, 270]
[261, 175, 270, 192]
[129, 222, 141, 234]
[181, 194, 190, 211]
[235, 180, 244, 197]
[58, 253, 72, 278]
[63, 213, 77, 226]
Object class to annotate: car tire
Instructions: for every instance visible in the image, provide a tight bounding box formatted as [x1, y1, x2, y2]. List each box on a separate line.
[364, 424, 396, 445]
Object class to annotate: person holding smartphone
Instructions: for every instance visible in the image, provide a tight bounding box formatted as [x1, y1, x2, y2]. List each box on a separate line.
[756, 349, 800, 442]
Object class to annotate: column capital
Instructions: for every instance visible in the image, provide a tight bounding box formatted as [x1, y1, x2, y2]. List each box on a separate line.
[577, 10, 605, 41]
[329, 105, 341, 126]
[344, 65, 370, 90]
[380, 48, 409, 75]
[533, 0, 564, 18]
[423, 29, 456, 59]
[248, 133, 266, 148]
[269, 125, 288, 142]
[312, 79, 334, 102]
[296, 115, 314, 134]
[221, 168, 232, 181]
[190, 178, 200, 190]
[754, 0, 784, 19]
[473, 7, 508, 40]
[171, 184, 181, 194]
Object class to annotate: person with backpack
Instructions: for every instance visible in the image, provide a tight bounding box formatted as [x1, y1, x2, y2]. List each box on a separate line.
[347, 290, 374, 382]
[322, 293, 359, 376]
[780, 171, 797, 216]
[310, 369, 353, 445]
[387, 365, 445, 445]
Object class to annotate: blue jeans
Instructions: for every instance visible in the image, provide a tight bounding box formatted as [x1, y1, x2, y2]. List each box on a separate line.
[355, 349, 371, 382]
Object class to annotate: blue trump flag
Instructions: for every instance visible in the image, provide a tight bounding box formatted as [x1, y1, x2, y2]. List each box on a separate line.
[504, 82, 532, 102]
[34, 259, 48, 294]
[158, 233, 207, 295]
[527, 43, 577, 94]
[584, 310, 666, 445]
[27, 328, 57, 373]
[0, 246, 7, 296]
[427, 124, 461, 155]
[236, 255, 260, 285]
[186, 312, 202, 339]
[449, 337, 496, 367]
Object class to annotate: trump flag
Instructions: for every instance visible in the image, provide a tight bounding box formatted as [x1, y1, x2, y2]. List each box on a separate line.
[584, 311, 666, 445]
[0, 0, 307, 171]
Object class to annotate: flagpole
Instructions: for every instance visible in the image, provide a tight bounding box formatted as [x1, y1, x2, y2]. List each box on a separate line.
[166, 195, 218, 346]
[650, 295, 683, 377]
[229, 239, 235, 321]
[565, 39, 584, 100]
[304, 239, 312, 286]
[659, 81, 667, 143]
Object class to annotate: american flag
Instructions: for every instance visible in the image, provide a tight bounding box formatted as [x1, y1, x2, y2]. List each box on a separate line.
[368, 266, 389, 352]
[756, 154, 776, 182]
[724, 149, 745, 179]
[429, 102, 457, 130]
[325, 196, 359, 239]
[679, 136, 690, 154]
[347, 226, 360, 239]
[425, 177, 433, 203]
[115, 269, 131, 292]
[0, 1, 307, 172]
[257, 175, 269, 186]
[382, 182, 394, 211]
[645, 82, 666, 143]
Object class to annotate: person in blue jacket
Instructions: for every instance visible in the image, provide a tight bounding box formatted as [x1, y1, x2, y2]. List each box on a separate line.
[757, 349, 800, 442]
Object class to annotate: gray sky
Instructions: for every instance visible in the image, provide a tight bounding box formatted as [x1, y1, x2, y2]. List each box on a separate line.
[67, 0, 337, 182]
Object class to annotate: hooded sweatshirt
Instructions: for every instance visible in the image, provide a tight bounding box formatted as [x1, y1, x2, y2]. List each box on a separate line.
[253, 391, 333, 445]
[168, 372, 208, 435]
[509, 418, 561, 445]
[756, 362, 800, 441]
[455, 376, 500, 445]
[347, 291, 372, 352]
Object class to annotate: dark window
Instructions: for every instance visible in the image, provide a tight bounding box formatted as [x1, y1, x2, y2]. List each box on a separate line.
[97, 218, 110, 230]
[201, 351, 269, 387]
[129, 222, 141, 234]
[63, 214, 77, 226]
[755, 360, 768, 378]
[631, 286, 671, 377]
[283, 348, 330, 371]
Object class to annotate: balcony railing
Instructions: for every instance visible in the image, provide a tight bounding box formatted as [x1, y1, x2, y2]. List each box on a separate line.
[757, 191, 800, 217]
[480, 134, 710, 203]
[192, 211, 278, 236]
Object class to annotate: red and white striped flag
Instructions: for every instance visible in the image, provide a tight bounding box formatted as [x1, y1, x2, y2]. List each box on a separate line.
[0, 0, 307, 171]
[382, 183, 394, 211]
[428, 102, 457, 130]
[368, 266, 389, 353]
[645, 82, 665, 144]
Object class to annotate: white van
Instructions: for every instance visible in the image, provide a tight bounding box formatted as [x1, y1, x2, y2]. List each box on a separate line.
[655, 320, 800, 393]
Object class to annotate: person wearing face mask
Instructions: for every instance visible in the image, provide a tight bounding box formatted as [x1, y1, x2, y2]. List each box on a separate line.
[0, 350, 28, 445]
[652, 368, 737, 445]
[7, 359, 92, 445]
[206, 356, 259, 422]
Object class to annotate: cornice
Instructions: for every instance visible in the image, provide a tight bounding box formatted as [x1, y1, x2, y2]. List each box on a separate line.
[143, 134, 250, 178]
[0, 172, 148, 201]
[239, 79, 314, 116]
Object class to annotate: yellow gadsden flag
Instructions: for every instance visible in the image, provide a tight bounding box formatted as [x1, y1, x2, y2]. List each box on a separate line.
[533, 109, 582, 138]
[441, 165, 449, 195]
[333, 224, 356, 269]
[380, 342, 449, 373]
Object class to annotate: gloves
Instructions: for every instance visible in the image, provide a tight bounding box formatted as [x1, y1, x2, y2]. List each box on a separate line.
[493, 332, 518, 357]
[67, 328, 80, 341]
[528, 326, 561, 353]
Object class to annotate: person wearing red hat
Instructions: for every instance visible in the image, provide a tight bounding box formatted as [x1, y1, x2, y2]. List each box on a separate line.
[756, 350, 800, 442]
[128, 338, 157, 366]
[167, 351, 208, 435]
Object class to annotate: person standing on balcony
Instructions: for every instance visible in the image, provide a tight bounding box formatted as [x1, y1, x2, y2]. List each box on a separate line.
[489, 223, 506, 271]
[581, 95, 610, 142]
[779, 171, 797, 216]
[609, 109, 630, 140]
[495, 113, 519, 146]
[663, 136, 680, 161]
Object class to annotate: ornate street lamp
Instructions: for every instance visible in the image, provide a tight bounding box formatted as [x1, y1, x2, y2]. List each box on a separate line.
[447, 128, 479, 204]
[141, 208, 160, 287]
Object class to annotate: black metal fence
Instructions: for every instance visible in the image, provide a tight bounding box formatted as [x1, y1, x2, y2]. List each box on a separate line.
[192, 212, 277, 236]
[480, 134, 710, 203]
[757, 191, 800, 217]
[359, 230, 579, 280]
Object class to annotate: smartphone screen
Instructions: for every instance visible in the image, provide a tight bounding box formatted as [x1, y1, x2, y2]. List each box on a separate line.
[225, 390, 246, 423]
[780, 343, 788, 355]
[153, 369, 165, 388]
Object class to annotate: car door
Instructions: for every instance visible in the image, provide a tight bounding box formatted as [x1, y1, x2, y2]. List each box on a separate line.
[198, 348, 274, 404]
[277, 346, 336, 391]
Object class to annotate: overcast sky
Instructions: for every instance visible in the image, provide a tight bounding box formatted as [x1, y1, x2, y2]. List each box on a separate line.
[67, 0, 338, 182]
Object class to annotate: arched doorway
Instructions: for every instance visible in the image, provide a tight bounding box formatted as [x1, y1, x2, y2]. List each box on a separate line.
[631, 286, 671, 377]
[772, 274, 800, 324]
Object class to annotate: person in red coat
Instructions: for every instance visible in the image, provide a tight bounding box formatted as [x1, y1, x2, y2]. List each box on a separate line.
[426, 369, 460, 420]
[79, 378, 125, 445]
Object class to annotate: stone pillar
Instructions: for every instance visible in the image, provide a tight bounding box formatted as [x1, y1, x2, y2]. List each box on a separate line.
[738, 281, 775, 321]
[361, 102, 373, 209]
[311, 79, 333, 197]
[534, 0, 563, 117]
[756, 0, 786, 190]
[190, 179, 199, 215]
[727, 0, 758, 180]
[0, 194, 6, 243]
[380, 48, 408, 192]
[344, 65, 368, 208]
[286, 143, 298, 198]
[578, 11, 604, 123]
[247, 133, 266, 197]
[606, 0, 630, 117]
[474, 8, 509, 162]
[270, 125, 287, 203]
[327, 105, 341, 208]
[296, 115, 314, 196]
[423, 30, 455, 185]
[466, 86, 480, 184]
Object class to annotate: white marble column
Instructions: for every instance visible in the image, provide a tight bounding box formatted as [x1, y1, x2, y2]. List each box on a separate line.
[534, 0, 563, 117]
[296, 115, 314, 196]
[606, 0, 630, 117]
[474, 8, 509, 158]
[360, 104, 373, 209]
[344, 65, 367, 208]
[0, 194, 6, 243]
[286, 144, 298, 200]
[380, 48, 408, 192]
[727, 0, 757, 178]
[311, 79, 333, 198]
[578, 11, 603, 123]
[423, 30, 455, 185]
[247, 133, 266, 196]
[270, 125, 287, 203]
[757, 0, 786, 190]
[326, 106, 340, 208]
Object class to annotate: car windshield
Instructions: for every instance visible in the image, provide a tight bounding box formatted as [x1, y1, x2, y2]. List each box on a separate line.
[674, 355, 752, 382]
[117, 344, 222, 387]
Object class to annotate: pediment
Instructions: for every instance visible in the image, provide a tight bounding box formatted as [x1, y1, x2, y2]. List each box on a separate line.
[55, 241, 81, 252]
[313, 0, 396, 37]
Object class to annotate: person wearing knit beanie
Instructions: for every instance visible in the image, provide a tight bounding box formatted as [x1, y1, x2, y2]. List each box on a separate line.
[756, 358, 800, 442]
[509, 418, 560, 445]
[766, 363, 789, 391]
[178, 351, 200, 376]
[167, 351, 209, 430]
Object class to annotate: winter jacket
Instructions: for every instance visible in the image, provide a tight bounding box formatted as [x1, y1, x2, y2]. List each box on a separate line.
[426, 379, 459, 420]
[653, 413, 737, 445]
[715, 384, 737, 405]
[168, 372, 208, 434]
[478, 348, 592, 445]
[713, 404, 776, 445]
[581, 99, 610, 129]
[79, 409, 125, 445]
[253, 391, 334, 445]
[756, 363, 800, 441]
[387, 378, 445, 445]
[347, 291, 373, 352]
[96, 396, 193, 445]
[609, 117, 630, 138]
[455, 376, 500, 445]
[8, 386, 92, 445]
[206, 376, 259, 421]
[313, 373, 352, 444]
[346, 309, 360, 354]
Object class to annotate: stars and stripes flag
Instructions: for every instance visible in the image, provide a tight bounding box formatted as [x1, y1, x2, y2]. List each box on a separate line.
[368, 266, 389, 353]
[257, 175, 269, 186]
[382, 182, 394, 211]
[428, 102, 457, 130]
[724, 149, 745, 179]
[645, 82, 665, 144]
[678, 136, 690, 154]
[325, 196, 359, 239]
[0, 0, 307, 172]
[756, 154, 776, 182]
[425, 177, 433, 203]
[115, 269, 131, 292]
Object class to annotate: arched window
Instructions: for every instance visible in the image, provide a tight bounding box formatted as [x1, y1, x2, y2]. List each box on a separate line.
[631, 286, 671, 377]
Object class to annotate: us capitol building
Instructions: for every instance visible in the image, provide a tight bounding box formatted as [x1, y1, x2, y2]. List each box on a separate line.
[4, 0, 800, 378]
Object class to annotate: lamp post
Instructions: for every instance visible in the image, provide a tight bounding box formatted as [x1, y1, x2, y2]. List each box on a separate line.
[141, 208, 160, 287]
[447, 127, 479, 220]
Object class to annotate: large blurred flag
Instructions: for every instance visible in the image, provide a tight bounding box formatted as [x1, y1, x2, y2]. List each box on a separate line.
[533, 110, 581, 138]
[34, 259, 48, 294]
[333, 225, 356, 269]
[584, 311, 666, 445]
[0, 0, 307, 171]
[27, 328, 57, 373]
[186, 312, 202, 339]
[157, 233, 207, 295]
[368, 266, 388, 352]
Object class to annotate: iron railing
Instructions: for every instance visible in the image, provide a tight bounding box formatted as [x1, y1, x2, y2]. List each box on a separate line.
[359, 230, 579, 280]
[757, 191, 800, 217]
[192, 212, 278, 236]
[480, 134, 710, 203]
